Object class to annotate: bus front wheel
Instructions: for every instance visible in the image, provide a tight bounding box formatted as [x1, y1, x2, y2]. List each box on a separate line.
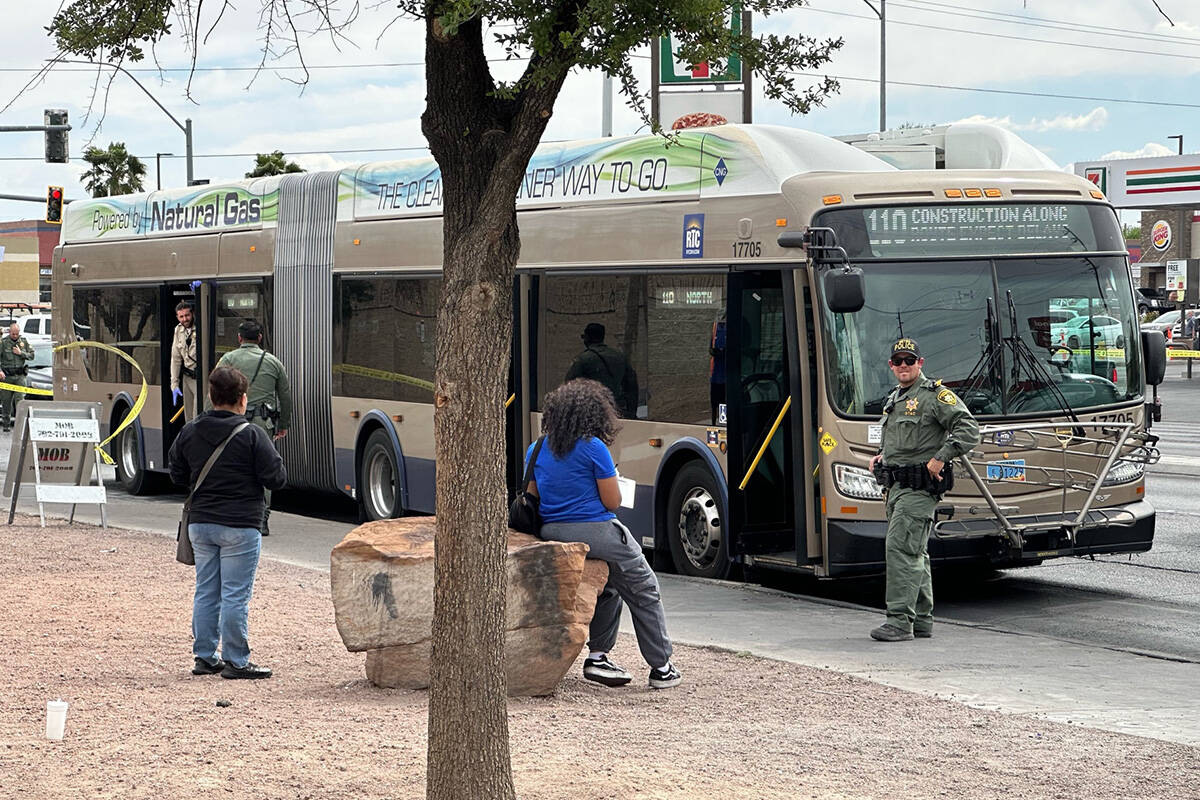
[114, 418, 154, 495]
[360, 428, 401, 521]
[666, 461, 727, 579]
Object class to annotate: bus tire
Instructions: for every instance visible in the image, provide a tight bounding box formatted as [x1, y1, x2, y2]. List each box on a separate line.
[666, 461, 728, 579]
[113, 416, 155, 495]
[360, 428, 402, 521]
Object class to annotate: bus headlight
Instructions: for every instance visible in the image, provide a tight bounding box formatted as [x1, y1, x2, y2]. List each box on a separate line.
[833, 463, 884, 500]
[1102, 460, 1144, 486]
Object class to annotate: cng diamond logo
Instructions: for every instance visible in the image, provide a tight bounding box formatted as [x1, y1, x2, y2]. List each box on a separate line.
[682, 214, 705, 259]
[713, 158, 728, 186]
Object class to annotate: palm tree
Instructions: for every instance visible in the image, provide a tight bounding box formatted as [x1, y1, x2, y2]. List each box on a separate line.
[246, 150, 304, 178]
[80, 142, 147, 197]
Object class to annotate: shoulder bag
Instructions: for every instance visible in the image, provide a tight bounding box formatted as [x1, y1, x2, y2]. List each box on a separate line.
[177, 422, 252, 565]
[508, 436, 545, 537]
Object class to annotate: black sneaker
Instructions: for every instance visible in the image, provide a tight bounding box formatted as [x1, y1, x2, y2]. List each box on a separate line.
[582, 655, 632, 687]
[648, 664, 682, 689]
[914, 628, 933, 639]
[192, 657, 226, 675]
[220, 661, 272, 680]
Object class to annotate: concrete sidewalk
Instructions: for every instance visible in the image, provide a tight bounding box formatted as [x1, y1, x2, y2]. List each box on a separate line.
[8, 466, 1198, 748]
[655, 574, 1199, 746]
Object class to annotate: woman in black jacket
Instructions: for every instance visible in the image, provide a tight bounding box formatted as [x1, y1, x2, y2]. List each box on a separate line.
[168, 366, 286, 679]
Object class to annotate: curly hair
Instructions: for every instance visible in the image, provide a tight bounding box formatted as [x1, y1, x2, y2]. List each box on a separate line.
[541, 379, 622, 458]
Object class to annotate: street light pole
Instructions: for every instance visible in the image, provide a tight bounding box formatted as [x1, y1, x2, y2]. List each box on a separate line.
[862, 0, 886, 132]
[156, 152, 174, 190]
[1168, 135, 1183, 155]
[56, 59, 195, 185]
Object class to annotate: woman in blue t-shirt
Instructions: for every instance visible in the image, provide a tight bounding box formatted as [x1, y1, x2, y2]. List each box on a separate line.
[526, 378, 682, 690]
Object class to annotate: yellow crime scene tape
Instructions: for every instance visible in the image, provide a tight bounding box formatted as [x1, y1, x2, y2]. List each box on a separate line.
[333, 362, 435, 392]
[4, 341, 150, 466]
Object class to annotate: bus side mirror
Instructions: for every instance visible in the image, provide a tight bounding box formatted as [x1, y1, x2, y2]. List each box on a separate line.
[1142, 329, 1166, 386]
[824, 267, 865, 313]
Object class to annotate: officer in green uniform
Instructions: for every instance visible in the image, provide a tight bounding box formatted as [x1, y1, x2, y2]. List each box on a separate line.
[868, 337, 979, 642]
[213, 319, 291, 534]
[0, 322, 35, 431]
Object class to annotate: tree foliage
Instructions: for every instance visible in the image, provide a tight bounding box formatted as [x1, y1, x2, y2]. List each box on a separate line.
[80, 142, 147, 197]
[246, 151, 305, 178]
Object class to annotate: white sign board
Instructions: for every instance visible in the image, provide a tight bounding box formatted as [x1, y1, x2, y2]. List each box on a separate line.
[5, 401, 107, 528]
[1167, 259, 1187, 291]
[28, 418, 100, 442]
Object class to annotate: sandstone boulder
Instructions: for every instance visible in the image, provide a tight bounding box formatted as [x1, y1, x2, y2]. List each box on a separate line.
[330, 517, 608, 696]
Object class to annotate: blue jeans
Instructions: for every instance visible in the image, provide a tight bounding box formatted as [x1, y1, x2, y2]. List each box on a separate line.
[190, 523, 261, 668]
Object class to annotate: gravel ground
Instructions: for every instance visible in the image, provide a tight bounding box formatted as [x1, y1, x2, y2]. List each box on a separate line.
[1, 518, 1196, 800]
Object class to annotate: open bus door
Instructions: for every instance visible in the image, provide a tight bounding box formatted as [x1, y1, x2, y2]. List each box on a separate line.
[160, 283, 200, 456]
[727, 270, 801, 563]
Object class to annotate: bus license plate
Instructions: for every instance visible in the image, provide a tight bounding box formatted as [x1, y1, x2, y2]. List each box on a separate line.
[987, 459, 1026, 481]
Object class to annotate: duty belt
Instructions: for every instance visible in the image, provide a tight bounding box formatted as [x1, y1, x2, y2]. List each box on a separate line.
[873, 461, 955, 497]
[181, 366, 197, 379]
[3, 367, 27, 377]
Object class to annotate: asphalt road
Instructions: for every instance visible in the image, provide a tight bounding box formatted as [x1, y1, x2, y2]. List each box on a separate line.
[6, 360, 1200, 664]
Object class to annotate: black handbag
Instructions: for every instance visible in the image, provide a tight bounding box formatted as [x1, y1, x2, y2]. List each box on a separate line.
[177, 422, 251, 565]
[508, 436, 545, 536]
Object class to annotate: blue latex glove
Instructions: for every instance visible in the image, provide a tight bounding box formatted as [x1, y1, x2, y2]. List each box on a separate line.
[189, 280, 202, 292]
[172, 388, 182, 405]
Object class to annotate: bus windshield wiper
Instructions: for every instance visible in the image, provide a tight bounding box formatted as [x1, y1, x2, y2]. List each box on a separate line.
[960, 296, 1007, 414]
[1003, 291, 1080, 423]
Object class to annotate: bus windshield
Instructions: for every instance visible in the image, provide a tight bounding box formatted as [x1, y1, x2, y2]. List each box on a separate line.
[821, 255, 1143, 417]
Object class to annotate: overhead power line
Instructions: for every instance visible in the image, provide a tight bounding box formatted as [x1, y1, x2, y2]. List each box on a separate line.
[803, 6, 1200, 62]
[795, 71, 1200, 109]
[893, 0, 1200, 48]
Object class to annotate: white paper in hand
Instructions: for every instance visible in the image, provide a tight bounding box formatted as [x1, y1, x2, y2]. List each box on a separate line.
[617, 476, 636, 509]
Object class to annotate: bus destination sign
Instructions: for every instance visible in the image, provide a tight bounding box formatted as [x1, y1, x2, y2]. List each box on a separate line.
[819, 203, 1123, 258]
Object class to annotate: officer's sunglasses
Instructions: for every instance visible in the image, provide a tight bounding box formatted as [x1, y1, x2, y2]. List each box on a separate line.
[890, 355, 918, 367]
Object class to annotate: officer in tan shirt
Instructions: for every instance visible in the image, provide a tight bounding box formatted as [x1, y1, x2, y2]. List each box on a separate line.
[170, 301, 199, 420]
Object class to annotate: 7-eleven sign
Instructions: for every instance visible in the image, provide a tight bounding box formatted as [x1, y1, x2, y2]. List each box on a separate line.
[658, 7, 743, 84]
[1084, 166, 1108, 195]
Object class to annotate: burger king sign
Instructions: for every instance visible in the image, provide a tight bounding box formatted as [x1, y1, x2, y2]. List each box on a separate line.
[1152, 219, 1172, 251]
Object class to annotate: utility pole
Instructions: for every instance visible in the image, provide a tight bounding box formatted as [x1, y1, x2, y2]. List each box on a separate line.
[156, 152, 174, 190]
[57, 59, 196, 185]
[862, 0, 886, 132]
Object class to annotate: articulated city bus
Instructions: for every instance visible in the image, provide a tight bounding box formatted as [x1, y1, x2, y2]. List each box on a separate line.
[53, 122, 1161, 578]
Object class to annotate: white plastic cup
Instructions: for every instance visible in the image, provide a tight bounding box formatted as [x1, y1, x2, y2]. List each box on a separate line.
[45, 700, 68, 740]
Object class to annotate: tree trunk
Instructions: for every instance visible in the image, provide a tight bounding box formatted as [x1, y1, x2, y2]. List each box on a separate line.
[421, 10, 568, 800]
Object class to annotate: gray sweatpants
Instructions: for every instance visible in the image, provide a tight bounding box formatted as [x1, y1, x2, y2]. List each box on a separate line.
[540, 518, 673, 669]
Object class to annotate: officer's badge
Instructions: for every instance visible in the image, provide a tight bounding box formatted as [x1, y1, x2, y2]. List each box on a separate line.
[937, 389, 957, 406]
[904, 398, 919, 414]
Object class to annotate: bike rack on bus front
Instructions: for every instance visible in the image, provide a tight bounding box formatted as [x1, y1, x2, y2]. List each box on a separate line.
[933, 421, 1160, 556]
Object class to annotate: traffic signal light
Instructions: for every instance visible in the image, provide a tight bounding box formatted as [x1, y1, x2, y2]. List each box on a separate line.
[44, 109, 68, 164]
[45, 186, 64, 224]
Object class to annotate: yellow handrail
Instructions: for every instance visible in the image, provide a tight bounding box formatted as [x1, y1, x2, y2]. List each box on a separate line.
[738, 396, 792, 491]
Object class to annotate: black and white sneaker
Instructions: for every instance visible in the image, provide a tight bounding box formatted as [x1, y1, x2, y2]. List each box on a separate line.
[583, 655, 632, 687]
[648, 663, 683, 689]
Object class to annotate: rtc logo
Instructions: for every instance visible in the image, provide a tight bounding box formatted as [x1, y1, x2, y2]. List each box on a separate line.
[1152, 220, 1172, 251]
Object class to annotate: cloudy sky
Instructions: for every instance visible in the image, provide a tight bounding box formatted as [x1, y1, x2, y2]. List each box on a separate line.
[1, 0, 1197, 221]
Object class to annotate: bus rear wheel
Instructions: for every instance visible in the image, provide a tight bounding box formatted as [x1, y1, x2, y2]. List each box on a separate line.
[114, 418, 154, 495]
[666, 461, 727, 579]
[360, 428, 401, 521]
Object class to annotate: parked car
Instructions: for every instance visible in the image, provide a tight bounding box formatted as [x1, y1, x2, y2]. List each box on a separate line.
[1051, 314, 1126, 349]
[1141, 308, 1200, 344]
[26, 341, 53, 400]
[1136, 287, 1173, 316]
[17, 313, 51, 345]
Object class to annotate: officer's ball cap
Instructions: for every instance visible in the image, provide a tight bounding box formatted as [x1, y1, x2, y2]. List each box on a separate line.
[892, 338, 920, 358]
